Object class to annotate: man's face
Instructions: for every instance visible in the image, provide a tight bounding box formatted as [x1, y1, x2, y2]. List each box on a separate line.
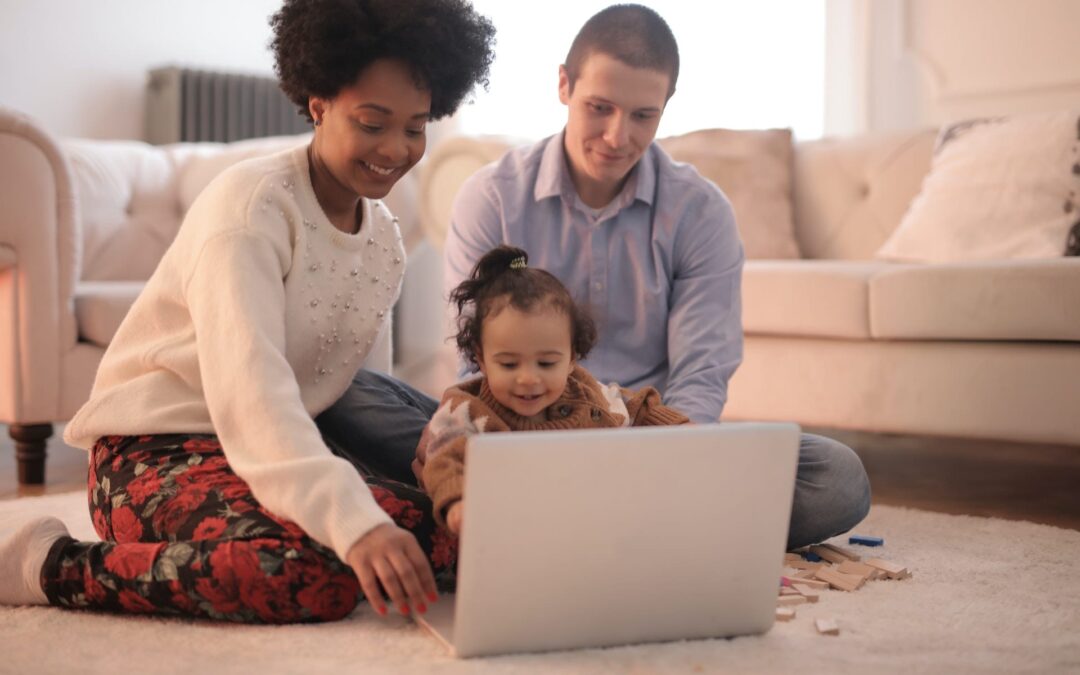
[559, 51, 670, 206]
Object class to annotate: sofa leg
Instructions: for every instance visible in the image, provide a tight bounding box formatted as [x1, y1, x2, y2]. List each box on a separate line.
[9, 423, 52, 485]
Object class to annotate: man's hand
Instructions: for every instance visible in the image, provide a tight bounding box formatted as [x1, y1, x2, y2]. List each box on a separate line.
[346, 523, 438, 617]
[446, 501, 464, 536]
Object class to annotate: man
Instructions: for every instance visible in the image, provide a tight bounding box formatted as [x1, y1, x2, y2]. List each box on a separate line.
[441, 4, 870, 548]
[320, 4, 869, 549]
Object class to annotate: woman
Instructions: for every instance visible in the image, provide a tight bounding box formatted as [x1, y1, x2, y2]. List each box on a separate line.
[0, 0, 495, 623]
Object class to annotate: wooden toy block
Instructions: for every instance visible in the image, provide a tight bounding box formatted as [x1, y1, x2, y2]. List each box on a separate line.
[814, 566, 863, 592]
[864, 558, 911, 580]
[775, 607, 796, 622]
[782, 576, 829, 590]
[817, 542, 861, 562]
[807, 545, 849, 565]
[848, 534, 884, 547]
[784, 553, 803, 562]
[777, 594, 808, 606]
[836, 560, 877, 580]
[786, 559, 824, 571]
[792, 584, 820, 602]
[780, 587, 801, 596]
[815, 617, 840, 635]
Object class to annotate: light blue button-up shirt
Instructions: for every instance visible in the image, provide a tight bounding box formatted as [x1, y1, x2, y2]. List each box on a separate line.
[444, 131, 744, 423]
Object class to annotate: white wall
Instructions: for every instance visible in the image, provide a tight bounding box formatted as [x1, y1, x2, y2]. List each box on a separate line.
[0, 0, 281, 140]
[828, 0, 1080, 135]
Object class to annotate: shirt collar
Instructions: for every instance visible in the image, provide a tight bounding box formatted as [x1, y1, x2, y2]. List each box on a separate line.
[534, 130, 658, 208]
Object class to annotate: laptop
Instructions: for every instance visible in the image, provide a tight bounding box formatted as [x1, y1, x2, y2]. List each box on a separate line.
[413, 422, 800, 658]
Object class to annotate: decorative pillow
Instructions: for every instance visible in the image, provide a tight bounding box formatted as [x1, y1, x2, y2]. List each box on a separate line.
[658, 128, 800, 259]
[876, 110, 1080, 262]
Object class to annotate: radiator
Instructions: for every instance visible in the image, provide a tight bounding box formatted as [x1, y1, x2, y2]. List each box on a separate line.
[145, 67, 310, 144]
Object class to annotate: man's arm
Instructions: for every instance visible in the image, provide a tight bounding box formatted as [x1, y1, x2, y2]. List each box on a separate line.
[663, 193, 745, 423]
[443, 168, 506, 377]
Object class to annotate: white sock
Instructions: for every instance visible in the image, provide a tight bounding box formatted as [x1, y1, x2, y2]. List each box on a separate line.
[0, 516, 70, 605]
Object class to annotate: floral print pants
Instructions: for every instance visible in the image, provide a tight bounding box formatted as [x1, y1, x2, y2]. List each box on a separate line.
[41, 434, 457, 623]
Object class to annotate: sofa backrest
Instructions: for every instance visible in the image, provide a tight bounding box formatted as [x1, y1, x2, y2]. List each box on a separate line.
[792, 129, 936, 260]
[419, 129, 938, 260]
[64, 134, 310, 282]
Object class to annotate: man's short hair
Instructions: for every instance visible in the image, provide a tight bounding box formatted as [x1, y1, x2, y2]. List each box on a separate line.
[563, 4, 679, 100]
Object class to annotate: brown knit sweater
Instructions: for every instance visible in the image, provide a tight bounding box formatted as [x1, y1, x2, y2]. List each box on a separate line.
[413, 365, 689, 523]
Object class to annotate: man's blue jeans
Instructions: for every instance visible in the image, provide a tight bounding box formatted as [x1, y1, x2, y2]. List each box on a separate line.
[317, 369, 872, 550]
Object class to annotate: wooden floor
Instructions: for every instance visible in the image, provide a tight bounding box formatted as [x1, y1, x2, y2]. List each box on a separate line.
[4, 357, 1079, 532]
[806, 427, 1080, 530]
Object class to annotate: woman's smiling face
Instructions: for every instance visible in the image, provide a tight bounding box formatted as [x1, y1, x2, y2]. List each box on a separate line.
[309, 58, 431, 200]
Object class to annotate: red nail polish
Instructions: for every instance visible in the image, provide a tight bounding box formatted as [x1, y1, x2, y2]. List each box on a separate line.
[399, 604, 410, 615]
[417, 603, 427, 614]
[376, 605, 387, 616]
[427, 592, 438, 603]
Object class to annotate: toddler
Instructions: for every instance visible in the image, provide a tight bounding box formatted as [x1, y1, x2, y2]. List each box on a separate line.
[414, 245, 690, 534]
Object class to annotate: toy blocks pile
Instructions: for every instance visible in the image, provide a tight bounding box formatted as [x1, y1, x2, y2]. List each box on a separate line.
[774, 536, 912, 635]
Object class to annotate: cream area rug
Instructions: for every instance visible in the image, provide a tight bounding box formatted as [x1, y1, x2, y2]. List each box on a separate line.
[1, 491, 1078, 675]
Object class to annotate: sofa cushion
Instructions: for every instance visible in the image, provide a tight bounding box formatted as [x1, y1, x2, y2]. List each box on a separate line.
[876, 110, 1080, 262]
[742, 260, 889, 339]
[658, 128, 800, 259]
[870, 259, 1080, 341]
[66, 135, 311, 283]
[65, 140, 182, 283]
[793, 130, 935, 260]
[74, 281, 144, 348]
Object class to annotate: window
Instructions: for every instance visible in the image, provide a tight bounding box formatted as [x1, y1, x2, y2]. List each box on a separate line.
[456, 1, 825, 141]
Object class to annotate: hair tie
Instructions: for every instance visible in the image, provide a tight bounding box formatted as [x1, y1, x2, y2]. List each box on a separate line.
[509, 256, 527, 270]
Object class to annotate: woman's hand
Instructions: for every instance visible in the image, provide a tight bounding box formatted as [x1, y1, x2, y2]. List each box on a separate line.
[346, 523, 437, 617]
[446, 501, 464, 536]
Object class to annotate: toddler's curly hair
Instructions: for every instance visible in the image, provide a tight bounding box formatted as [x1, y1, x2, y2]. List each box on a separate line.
[451, 246, 598, 369]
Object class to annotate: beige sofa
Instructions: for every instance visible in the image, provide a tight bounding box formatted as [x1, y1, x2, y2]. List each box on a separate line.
[418, 132, 1080, 446]
[4, 103, 1078, 485]
[0, 106, 412, 484]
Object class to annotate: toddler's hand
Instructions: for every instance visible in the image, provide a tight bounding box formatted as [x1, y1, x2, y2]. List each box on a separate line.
[447, 501, 464, 535]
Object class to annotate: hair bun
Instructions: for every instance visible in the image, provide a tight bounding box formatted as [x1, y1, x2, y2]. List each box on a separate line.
[473, 245, 529, 281]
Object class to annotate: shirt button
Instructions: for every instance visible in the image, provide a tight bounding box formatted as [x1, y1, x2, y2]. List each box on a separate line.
[590, 409, 602, 421]
[593, 281, 603, 291]
[559, 405, 572, 417]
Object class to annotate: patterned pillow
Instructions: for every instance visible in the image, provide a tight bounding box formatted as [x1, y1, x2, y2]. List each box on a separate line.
[876, 111, 1080, 262]
[658, 128, 800, 259]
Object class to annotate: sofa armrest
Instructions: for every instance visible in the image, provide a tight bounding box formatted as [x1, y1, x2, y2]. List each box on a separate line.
[0, 106, 80, 423]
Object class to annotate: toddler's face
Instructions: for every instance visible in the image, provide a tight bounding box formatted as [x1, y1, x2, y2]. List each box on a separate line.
[477, 303, 574, 421]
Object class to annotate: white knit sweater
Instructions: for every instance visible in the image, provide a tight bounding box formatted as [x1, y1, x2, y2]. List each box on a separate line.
[64, 144, 405, 561]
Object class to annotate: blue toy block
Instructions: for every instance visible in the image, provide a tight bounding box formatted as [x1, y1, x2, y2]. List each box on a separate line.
[804, 551, 822, 562]
[848, 534, 884, 547]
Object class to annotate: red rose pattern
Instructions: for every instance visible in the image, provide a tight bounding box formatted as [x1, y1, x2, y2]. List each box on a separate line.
[103, 543, 162, 579]
[43, 434, 453, 623]
[192, 516, 228, 540]
[125, 467, 162, 506]
[110, 506, 144, 543]
[118, 589, 156, 613]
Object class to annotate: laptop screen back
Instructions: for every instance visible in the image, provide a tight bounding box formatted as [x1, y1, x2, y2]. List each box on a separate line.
[449, 423, 800, 657]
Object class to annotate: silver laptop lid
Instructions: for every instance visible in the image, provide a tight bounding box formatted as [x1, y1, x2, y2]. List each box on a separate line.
[450, 422, 800, 657]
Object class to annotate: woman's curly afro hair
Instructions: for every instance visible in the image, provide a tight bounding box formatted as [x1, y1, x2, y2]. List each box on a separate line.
[270, 0, 496, 122]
